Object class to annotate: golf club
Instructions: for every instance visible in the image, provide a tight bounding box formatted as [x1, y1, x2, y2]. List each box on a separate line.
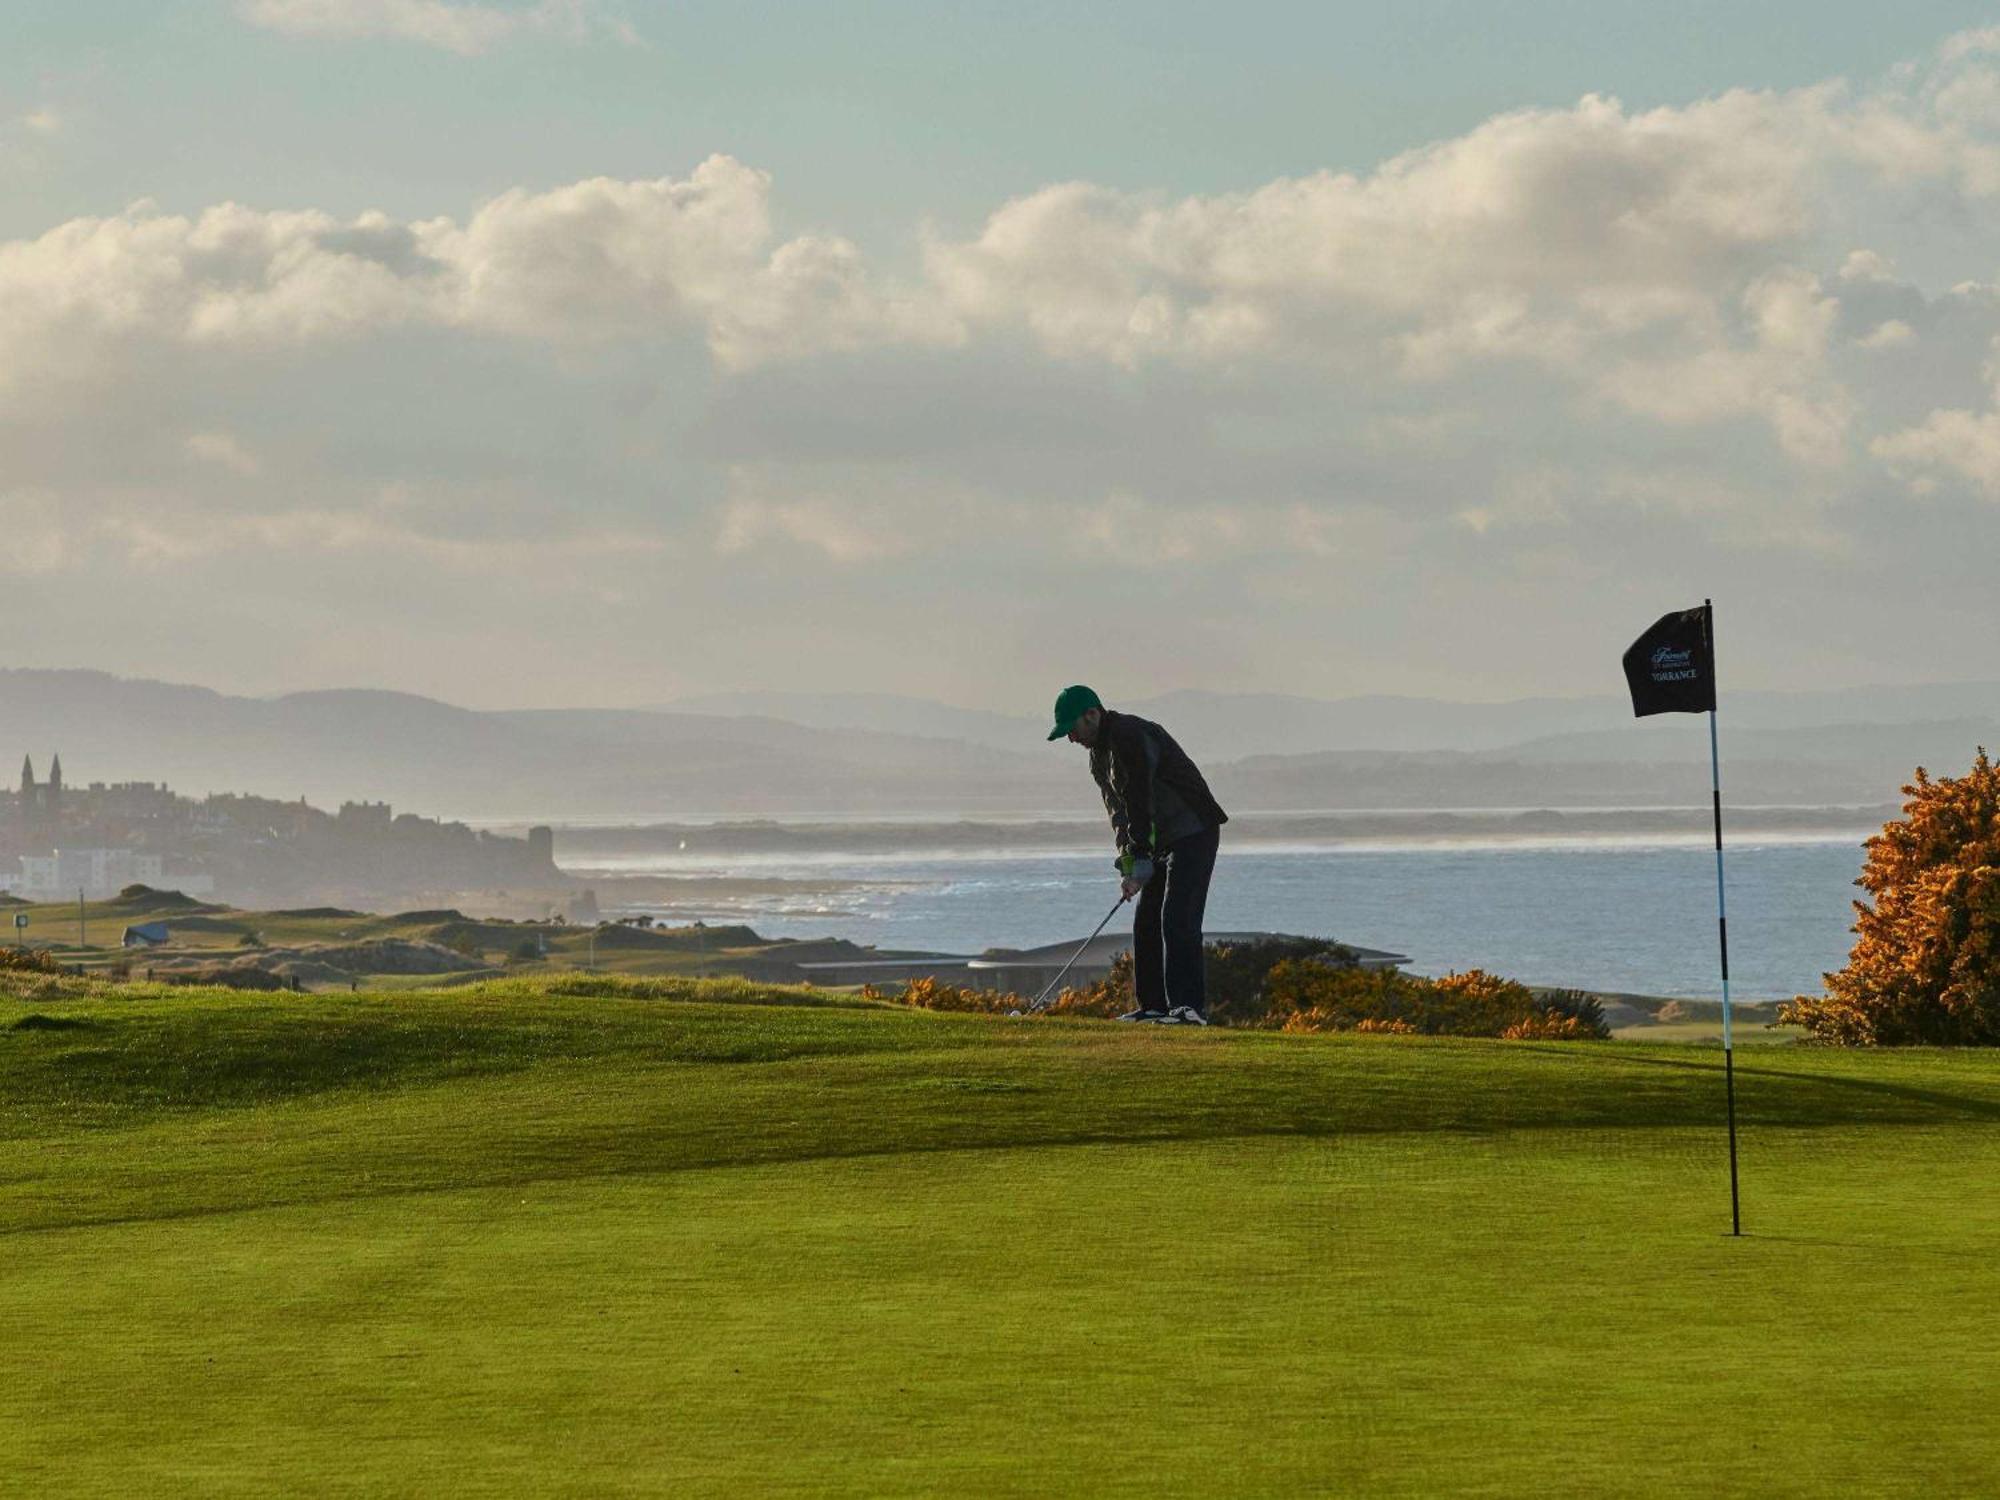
[1009, 893, 1131, 1015]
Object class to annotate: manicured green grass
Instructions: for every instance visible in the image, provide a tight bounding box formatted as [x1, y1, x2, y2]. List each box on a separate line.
[4, 979, 1997, 1496]
[1613, 1018, 1807, 1045]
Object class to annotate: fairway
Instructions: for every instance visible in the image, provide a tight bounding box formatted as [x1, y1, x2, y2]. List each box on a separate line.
[5, 984, 1998, 1496]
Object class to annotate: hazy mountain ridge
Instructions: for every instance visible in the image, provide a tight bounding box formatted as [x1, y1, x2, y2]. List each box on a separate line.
[667, 683, 2000, 760]
[1501, 718, 1999, 767]
[0, 670, 1073, 818]
[660, 691, 1040, 750]
[5, 668, 1992, 819]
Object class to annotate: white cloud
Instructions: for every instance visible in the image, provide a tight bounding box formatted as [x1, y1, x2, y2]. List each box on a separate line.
[238, 0, 633, 55]
[906, 41, 2000, 461]
[407, 159, 955, 362]
[184, 431, 262, 477]
[709, 456, 1388, 572]
[28, 44, 1990, 413]
[1857, 318, 1916, 350]
[1870, 305, 2000, 496]
[0, 199, 438, 392]
[1839, 249, 1899, 283]
[1872, 390, 2000, 497]
[0, 491, 70, 574]
[12, 26, 2000, 426]
[714, 464, 974, 563]
[923, 84, 1872, 376]
[1583, 269, 1856, 465]
[707, 235, 962, 369]
[715, 492, 912, 564]
[0, 157, 943, 394]
[13, 19, 2000, 707]
[419, 162, 777, 335]
[1066, 491, 1353, 567]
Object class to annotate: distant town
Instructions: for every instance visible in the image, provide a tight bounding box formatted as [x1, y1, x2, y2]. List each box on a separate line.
[3, 753, 560, 909]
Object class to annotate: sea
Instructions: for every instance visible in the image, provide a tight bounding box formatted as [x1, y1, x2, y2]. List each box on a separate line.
[565, 832, 1872, 1001]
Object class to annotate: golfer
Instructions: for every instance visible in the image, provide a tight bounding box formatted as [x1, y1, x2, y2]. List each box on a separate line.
[1047, 685, 1228, 1024]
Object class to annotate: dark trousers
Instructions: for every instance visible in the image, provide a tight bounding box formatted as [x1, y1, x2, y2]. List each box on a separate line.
[1132, 825, 1220, 1015]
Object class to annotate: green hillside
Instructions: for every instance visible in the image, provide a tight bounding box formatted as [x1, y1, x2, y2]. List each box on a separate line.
[2, 889, 837, 989]
[4, 978, 1996, 1495]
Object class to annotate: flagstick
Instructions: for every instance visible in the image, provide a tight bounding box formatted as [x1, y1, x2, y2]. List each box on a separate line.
[1707, 599, 1742, 1237]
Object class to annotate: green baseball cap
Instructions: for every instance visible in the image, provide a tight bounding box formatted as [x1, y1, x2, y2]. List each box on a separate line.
[1047, 684, 1103, 740]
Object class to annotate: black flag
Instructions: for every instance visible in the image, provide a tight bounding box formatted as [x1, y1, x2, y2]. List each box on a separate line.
[1623, 604, 1715, 717]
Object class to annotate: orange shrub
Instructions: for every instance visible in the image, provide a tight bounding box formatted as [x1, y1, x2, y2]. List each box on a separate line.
[865, 974, 1026, 1014]
[1426, 969, 1540, 1035]
[1258, 958, 1605, 1038]
[1263, 958, 1425, 1030]
[860, 949, 1607, 1040]
[1502, 1012, 1599, 1040]
[1780, 749, 2000, 1045]
[1201, 936, 1358, 1024]
[0, 947, 60, 974]
[1039, 952, 1137, 1018]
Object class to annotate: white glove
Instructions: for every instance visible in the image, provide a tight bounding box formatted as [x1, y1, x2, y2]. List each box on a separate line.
[1119, 855, 1154, 898]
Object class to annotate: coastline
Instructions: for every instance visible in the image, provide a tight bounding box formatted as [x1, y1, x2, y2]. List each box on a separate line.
[539, 804, 1890, 860]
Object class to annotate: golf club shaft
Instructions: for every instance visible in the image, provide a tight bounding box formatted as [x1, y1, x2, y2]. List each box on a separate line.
[1028, 894, 1129, 1011]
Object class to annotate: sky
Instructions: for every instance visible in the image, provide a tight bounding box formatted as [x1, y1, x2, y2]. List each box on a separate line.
[6, 1, 2000, 711]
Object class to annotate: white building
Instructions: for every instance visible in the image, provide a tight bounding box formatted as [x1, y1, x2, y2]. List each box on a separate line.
[13, 848, 197, 900]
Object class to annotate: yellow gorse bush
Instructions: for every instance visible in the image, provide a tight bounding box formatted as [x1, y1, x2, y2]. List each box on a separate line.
[1251, 959, 1605, 1038]
[1781, 748, 2000, 1045]
[0, 947, 61, 974]
[861, 975, 1017, 1013]
[863, 950, 1607, 1038]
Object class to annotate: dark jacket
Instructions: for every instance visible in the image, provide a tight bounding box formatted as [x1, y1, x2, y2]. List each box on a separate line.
[1089, 709, 1228, 860]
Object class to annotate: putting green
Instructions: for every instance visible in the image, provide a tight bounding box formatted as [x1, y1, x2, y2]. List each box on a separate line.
[3, 986, 1997, 1496]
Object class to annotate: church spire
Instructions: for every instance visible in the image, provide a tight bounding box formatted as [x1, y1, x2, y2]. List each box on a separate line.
[19, 755, 32, 794]
[48, 753, 61, 790]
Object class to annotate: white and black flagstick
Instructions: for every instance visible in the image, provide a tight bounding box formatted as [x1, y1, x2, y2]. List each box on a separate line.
[1622, 597, 1743, 1238]
[1706, 599, 1742, 1237]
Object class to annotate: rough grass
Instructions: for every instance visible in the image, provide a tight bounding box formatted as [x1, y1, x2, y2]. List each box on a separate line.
[5, 892, 833, 986]
[3, 978, 1997, 1496]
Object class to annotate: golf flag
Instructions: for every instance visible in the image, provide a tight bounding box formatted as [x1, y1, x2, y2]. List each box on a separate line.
[1622, 605, 1715, 717]
[1622, 598, 1741, 1236]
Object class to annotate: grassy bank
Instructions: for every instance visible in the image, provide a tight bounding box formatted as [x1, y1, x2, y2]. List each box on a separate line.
[4, 978, 1995, 1495]
[2, 889, 838, 988]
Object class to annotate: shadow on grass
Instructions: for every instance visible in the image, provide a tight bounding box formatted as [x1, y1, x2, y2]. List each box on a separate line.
[1741, 1231, 1998, 1262]
[1512, 1042, 2000, 1124]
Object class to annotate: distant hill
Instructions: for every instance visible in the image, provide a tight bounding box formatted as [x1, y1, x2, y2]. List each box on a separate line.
[668, 683, 2000, 761]
[1501, 718, 2000, 768]
[6, 668, 1995, 820]
[663, 686, 1635, 754]
[1213, 749, 1921, 812]
[0, 670, 1076, 820]
[662, 691, 1040, 751]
